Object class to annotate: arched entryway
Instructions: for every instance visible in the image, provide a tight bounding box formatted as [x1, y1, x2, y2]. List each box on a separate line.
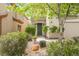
[32, 18, 46, 36]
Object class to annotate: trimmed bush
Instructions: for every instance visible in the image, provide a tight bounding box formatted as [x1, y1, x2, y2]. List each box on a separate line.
[42, 25, 48, 34]
[49, 26, 59, 33]
[72, 37, 79, 43]
[0, 32, 28, 56]
[25, 25, 36, 36]
[39, 40, 46, 48]
[27, 34, 32, 41]
[32, 36, 37, 43]
[47, 39, 79, 56]
[42, 25, 48, 37]
[32, 36, 37, 40]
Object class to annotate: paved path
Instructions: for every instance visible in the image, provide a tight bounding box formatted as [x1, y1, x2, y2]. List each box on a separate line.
[36, 37, 58, 42]
[25, 41, 47, 56]
[25, 37, 58, 56]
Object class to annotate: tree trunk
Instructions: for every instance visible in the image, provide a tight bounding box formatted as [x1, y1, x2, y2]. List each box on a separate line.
[59, 19, 64, 40]
[47, 3, 71, 41]
[57, 3, 63, 41]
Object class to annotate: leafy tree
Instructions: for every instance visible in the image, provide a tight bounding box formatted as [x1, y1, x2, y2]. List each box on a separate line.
[7, 3, 79, 40]
[47, 3, 79, 40]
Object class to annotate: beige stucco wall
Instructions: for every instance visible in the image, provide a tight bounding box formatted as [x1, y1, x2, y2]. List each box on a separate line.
[46, 17, 59, 27]
[64, 20, 79, 38]
[46, 17, 79, 38]
[46, 17, 59, 38]
[12, 21, 18, 32]
[21, 18, 31, 32]
[0, 4, 34, 35]
[0, 4, 14, 34]
[0, 3, 23, 35]
[1, 12, 14, 34]
[21, 20, 27, 32]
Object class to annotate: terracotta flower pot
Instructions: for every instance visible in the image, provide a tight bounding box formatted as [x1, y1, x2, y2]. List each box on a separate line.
[32, 44, 39, 51]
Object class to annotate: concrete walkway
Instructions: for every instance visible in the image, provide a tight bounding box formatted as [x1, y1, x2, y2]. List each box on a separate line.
[36, 37, 58, 42]
[25, 41, 47, 56]
[25, 37, 58, 56]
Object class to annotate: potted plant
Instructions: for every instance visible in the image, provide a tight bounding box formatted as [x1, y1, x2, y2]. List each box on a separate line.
[32, 36, 37, 43]
[39, 40, 46, 48]
[32, 36, 39, 51]
[42, 25, 48, 38]
[49, 26, 59, 39]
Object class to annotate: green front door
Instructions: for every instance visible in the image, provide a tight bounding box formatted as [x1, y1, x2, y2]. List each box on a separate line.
[37, 23, 42, 36]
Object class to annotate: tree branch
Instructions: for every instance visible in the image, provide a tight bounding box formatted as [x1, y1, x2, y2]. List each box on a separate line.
[57, 3, 61, 20]
[65, 4, 71, 20]
[46, 3, 57, 15]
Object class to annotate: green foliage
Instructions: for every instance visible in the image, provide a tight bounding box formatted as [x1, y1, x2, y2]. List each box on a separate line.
[6, 3, 79, 20]
[47, 39, 79, 56]
[7, 3, 48, 20]
[24, 3, 48, 20]
[39, 40, 46, 48]
[32, 36, 37, 40]
[49, 26, 59, 33]
[72, 37, 79, 43]
[25, 24, 36, 36]
[0, 32, 28, 56]
[6, 3, 79, 19]
[42, 25, 48, 33]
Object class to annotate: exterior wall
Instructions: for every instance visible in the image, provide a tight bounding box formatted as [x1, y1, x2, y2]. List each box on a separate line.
[32, 18, 46, 24]
[0, 3, 32, 35]
[14, 14, 30, 32]
[21, 18, 30, 32]
[1, 12, 14, 34]
[0, 19, 1, 35]
[46, 17, 79, 38]
[46, 17, 59, 27]
[0, 4, 14, 34]
[13, 21, 18, 32]
[1, 12, 24, 35]
[46, 18, 59, 38]
[64, 20, 79, 38]
[0, 3, 25, 35]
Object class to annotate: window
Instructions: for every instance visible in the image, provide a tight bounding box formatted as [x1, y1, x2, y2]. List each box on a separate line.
[17, 25, 21, 32]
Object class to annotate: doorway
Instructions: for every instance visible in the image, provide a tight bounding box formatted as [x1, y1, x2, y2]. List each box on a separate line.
[37, 23, 42, 36]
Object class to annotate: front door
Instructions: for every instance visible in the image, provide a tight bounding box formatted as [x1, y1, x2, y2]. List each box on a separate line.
[37, 23, 42, 36]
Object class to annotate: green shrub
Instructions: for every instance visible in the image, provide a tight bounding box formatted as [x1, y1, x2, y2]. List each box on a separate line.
[72, 37, 79, 43]
[0, 32, 28, 56]
[47, 39, 79, 56]
[27, 34, 32, 41]
[49, 26, 59, 33]
[32, 36, 37, 40]
[42, 25, 48, 34]
[39, 40, 46, 48]
[25, 25, 36, 36]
